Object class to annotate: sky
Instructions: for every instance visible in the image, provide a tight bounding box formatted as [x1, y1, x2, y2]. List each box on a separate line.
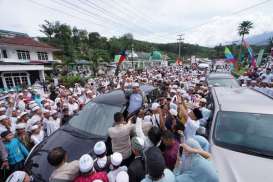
[0, 0, 273, 46]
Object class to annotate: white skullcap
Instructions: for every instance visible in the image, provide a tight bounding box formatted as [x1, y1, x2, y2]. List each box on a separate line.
[5, 171, 26, 182]
[16, 123, 26, 130]
[169, 109, 178, 116]
[43, 109, 50, 113]
[79, 154, 94, 173]
[151, 103, 160, 111]
[31, 125, 39, 131]
[18, 112, 28, 119]
[111, 152, 123, 166]
[29, 103, 38, 109]
[50, 110, 58, 116]
[0, 107, 6, 112]
[32, 106, 40, 112]
[94, 141, 106, 155]
[170, 89, 176, 93]
[116, 171, 129, 182]
[29, 101, 35, 104]
[199, 98, 207, 103]
[0, 115, 8, 121]
[132, 82, 139, 87]
[172, 85, 178, 89]
[30, 116, 40, 125]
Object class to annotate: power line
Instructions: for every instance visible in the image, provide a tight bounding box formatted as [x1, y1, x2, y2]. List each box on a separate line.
[27, 0, 108, 29]
[110, 0, 161, 26]
[80, 0, 154, 34]
[178, 0, 273, 35]
[50, 0, 109, 27]
[96, 0, 157, 33]
[151, 0, 273, 42]
[60, 0, 152, 36]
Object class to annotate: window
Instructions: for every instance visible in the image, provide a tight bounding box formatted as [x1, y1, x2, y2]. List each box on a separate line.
[4, 77, 14, 88]
[214, 111, 273, 158]
[2, 72, 30, 89]
[69, 102, 121, 136]
[37, 52, 48, 60]
[2, 50, 8, 58]
[17, 50, 30, 60]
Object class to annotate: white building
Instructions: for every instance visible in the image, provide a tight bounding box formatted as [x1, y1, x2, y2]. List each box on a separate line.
[0, 31, 58, 90]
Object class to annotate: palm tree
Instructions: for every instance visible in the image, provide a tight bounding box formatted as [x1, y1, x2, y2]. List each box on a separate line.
[238, 21, 254, 64]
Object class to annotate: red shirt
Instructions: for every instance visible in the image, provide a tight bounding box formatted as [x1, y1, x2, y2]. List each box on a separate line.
[73, 171, 109, 182]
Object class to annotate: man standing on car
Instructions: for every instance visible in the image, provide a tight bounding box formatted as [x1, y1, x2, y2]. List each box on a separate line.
[127, 83, 144, 115]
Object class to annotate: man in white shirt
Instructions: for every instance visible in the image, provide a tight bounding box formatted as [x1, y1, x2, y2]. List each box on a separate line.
[67, 97, 79, 116]
[17, 93, 26, 112]
[260, 68, 273, 83]
[127, 83, 143, 114]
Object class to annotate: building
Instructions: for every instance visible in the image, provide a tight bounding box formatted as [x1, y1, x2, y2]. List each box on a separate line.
[121, 51, 167, 69]
[0, 30, 59, 90]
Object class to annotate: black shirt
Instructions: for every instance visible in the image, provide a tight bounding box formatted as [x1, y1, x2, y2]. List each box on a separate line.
[128, 156, 146, 182]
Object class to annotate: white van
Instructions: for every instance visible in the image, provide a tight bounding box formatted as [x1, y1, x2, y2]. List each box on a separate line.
[208, 87, 273, 182]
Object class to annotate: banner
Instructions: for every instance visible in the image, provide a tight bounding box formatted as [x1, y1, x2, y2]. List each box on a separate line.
[256, 49, 264, 67]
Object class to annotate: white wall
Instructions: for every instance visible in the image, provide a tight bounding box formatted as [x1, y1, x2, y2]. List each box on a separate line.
[0, 45, 55, 61]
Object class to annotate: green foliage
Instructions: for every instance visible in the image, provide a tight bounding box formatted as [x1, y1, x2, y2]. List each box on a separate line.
[39, 20, 222, 63]
[60, 75, 84, 87]
[238, 21, 254, 37]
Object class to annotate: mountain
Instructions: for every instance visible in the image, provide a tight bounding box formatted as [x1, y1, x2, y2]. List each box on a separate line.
[246, 31, 273, 45]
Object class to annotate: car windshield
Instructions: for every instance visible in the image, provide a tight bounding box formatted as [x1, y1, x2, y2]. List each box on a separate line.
[214, 111, 273, 157]
[69, 102, 121, 136]
[208, 78, 239, 88]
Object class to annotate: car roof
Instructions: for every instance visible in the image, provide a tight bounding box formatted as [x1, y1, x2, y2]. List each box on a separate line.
[93, 90, 127, 106]
[213, 87, 273, 114]
[92, 84, 156, 106]
[208, 72, 233, 79]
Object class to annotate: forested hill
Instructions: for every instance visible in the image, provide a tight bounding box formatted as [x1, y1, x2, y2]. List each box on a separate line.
[38, 20, 217, 63]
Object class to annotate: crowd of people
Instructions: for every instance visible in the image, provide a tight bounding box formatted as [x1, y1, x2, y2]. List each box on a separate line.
[0, 65, 227, 182]
[238, 65, 273, 96]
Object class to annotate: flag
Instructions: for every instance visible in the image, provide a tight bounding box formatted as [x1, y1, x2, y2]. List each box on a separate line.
[243, 39, 256, 68]
[114, 50, 126, 65]
[176, 58, 182, 65]
[224, 47, 236, 63]
[256, 49, 264, 67]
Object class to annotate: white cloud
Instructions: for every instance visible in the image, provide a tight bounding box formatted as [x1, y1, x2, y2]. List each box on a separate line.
[0, 0, 273, 46]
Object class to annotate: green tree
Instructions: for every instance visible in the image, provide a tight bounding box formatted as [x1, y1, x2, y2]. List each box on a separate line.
[39, 20, 54, 39]
[86, 49, 110, 76]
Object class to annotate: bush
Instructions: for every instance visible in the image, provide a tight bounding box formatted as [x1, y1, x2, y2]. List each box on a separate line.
[60, 75, 83, 88]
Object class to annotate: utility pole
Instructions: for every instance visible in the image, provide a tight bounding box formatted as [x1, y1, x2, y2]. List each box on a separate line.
[177, 34, 184, 60]
[131, 43, 134, 69]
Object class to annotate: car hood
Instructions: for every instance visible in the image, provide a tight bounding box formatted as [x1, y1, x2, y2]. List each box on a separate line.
[25, 125, 106, 182]
[211, 145, 273, 182]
